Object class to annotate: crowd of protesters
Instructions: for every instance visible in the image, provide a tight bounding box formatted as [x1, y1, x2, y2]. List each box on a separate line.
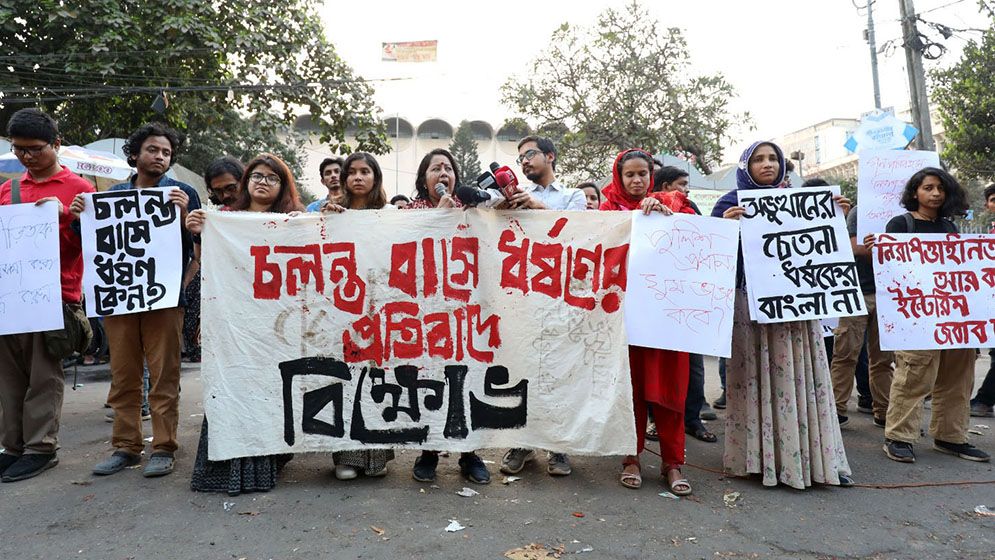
[0, 107, 991, 497]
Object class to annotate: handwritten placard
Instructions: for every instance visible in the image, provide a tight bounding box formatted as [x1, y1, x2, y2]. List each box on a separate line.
[201, 209, 637, 460]
[874, 233, 995, 350]
[624, 213, 739, 357]
[738, 186, 866, 324]
[857, 150, 940, 239]
[80, 187, 182, 317]
[0, 203, 63, 335]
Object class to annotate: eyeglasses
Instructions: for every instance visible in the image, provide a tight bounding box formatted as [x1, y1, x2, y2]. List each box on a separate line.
[10, 144, 50, 157]
[248, 172, 281, 186]
[208, 183, 238, 197]
[516, 149, 542, 165]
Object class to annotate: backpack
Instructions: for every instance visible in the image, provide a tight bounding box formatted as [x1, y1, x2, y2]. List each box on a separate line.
[902, 212, 958, 234]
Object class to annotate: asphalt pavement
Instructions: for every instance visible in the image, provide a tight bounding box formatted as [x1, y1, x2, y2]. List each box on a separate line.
[1, 357, 993, 560]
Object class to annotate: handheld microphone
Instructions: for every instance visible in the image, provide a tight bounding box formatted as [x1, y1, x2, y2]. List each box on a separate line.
[433, 178, 449, 200]
[454, 184, 507, 209]
[489, 162, 520, 198]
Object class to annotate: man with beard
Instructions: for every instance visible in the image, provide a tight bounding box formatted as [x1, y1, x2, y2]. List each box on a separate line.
[74, 123, 201, 478]
[502, 136, 585, 211]
[499, 136, 584, 478]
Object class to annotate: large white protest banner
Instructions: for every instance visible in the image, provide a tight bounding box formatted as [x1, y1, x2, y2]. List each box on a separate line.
[80, 187, 182, 317]
[857, 149, 940, 239]
[202, 209, 636, 460]
[738, 186, 866, 324]
[0, 203, 63, 335]
[624, 213, 739, 357]
[873, 233, 995, 350]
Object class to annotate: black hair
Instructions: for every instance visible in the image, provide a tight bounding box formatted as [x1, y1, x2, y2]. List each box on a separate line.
[983, 182, 995, 202]
[616, 150, 654, 180]
[414, 148, 461, 201]
[800, 178, 829, 188]
[6, 108, 59, 144]
[122, 122, 182, 167]
[390, 194, 411, 205]
[899, 167, 969, 218]
[319, 156, 344, 178]
[517, 135, 557, 170]
[341, 152, 386, 209]
[203, 156, 245, 185]
[576, 181, 601, 203]
[653, 166, 689, 192]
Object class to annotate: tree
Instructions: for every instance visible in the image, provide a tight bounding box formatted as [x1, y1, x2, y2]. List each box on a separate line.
[500, 1, 748, 181]
[0, 0, 390, 176]
[448, 120, 482, 185]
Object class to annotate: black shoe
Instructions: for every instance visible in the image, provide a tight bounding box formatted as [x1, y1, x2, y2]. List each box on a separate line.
[459, 453, 491, 484]
[933, 440, 991, 462]
[873, 416, 886, 428]
[838, 473, 855, 487]
[837, 414, 849, 428]
[0, 453, 19, 476]
[856, 396, 873, 415]
[713, 391, 727, 409]
[883, 439, 915, 463]
[1, 453, 58, 482]
[412, 451, 438, 482]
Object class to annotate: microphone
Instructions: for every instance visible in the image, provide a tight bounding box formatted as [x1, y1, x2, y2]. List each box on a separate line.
[433, 178, 449, 199]
[489, 162, 520, 198]
[454, 184, 507, 208]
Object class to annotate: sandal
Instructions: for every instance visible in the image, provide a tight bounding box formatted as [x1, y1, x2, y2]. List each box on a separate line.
[620, 463, 642, 489]
[666, 467, 692, 496]
[645, 422, 658, 442]
[685, 423, 717, 443]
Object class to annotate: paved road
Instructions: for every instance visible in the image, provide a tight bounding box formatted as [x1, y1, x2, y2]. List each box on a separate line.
[1, 357, 993, 559]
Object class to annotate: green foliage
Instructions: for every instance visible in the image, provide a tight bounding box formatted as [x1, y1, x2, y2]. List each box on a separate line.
[823, 175, 858, 205]
[0, 0, 389, 177]
[932, 25, 995, 182]
[500, 0, 748, 181]
[448, 120, 482, 185]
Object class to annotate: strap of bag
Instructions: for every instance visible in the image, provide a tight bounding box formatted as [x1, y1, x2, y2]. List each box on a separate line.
[11, 178, 20, 204]
[903, 212, 914, 233]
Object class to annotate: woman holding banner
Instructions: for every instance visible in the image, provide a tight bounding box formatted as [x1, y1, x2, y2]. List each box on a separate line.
[599, 149, 693, 494]
[711, 141, 853, 489]
[185, 153, 301, 495]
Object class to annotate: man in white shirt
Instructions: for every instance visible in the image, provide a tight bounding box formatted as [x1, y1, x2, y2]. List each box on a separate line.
[504, 136, 586, 211]
[500, 136, 583, 478]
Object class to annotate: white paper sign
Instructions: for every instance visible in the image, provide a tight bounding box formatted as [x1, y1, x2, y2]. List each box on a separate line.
[80, 187, 182, 317]
[624, 213, 739, 357]
[201, 209, 636, 460]
[857, 150, 940, 239]
[738, 186, 867, 324]
[0, 203, 63, 335]
[873, 233, 995, 350]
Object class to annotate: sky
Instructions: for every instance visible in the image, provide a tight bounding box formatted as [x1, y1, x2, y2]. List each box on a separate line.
[320, 0, 989, 163]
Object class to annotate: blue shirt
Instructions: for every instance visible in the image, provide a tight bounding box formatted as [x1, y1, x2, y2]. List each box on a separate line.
[306, 199, 325, 213]
[109, 175, 202, 308]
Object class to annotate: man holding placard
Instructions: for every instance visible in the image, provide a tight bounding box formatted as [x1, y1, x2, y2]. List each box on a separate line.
[0, 109, 95, 482]
[71, 123, 201, 478]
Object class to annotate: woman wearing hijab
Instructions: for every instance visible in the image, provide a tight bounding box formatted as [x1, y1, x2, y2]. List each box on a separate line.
[599, 149, 693, 494]
[711, 141, 853, 489]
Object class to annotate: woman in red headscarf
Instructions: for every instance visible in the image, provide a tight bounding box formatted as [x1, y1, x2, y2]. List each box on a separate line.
[600, 149, 693, 494]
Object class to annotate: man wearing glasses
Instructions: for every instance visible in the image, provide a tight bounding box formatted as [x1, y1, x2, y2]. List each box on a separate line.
[503, 136, 585, 211]
[73, 123, 201, 479]
[500, 135, 584, 479]
[0, 108, 95, 482]
[306, 157, 344, 212]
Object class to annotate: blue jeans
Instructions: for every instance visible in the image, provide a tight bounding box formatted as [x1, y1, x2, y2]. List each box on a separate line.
[684, 354, 706, 426]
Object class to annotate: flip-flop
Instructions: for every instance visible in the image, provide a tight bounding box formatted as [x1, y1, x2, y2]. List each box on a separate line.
[666, 468, 692, 496]
[620, 467, 642, 489]
[645, 423, 659, 442]
[685, 424, 718, 443]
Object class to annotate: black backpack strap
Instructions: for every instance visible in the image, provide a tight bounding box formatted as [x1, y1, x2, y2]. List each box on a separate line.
[942, 217, 958, 234]
[903, 212, 914, 233]
[11, 178, 20, 204]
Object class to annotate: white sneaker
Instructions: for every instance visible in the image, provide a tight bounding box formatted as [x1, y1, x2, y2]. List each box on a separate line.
[334, 465, 358, 480]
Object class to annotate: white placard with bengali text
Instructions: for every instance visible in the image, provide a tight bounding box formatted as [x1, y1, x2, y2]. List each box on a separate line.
[0, 203, 63, 335]
[857, 150, 940, 239]
[624, 212, 739, 357]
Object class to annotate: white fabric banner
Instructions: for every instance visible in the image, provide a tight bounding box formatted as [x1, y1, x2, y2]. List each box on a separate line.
[738, 186, 867, 324]
[202, 209, 636, 460]
[80, 187, 182, 317]
[0, 202, 63, 335]
[873, 233, 995, 350]
[624, 212, 739, 357]
[856, 150, 940, 239]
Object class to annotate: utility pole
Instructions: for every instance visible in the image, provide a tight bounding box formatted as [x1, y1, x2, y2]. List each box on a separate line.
[898, 0, 935, 150]
[865, 1, 882, 109]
